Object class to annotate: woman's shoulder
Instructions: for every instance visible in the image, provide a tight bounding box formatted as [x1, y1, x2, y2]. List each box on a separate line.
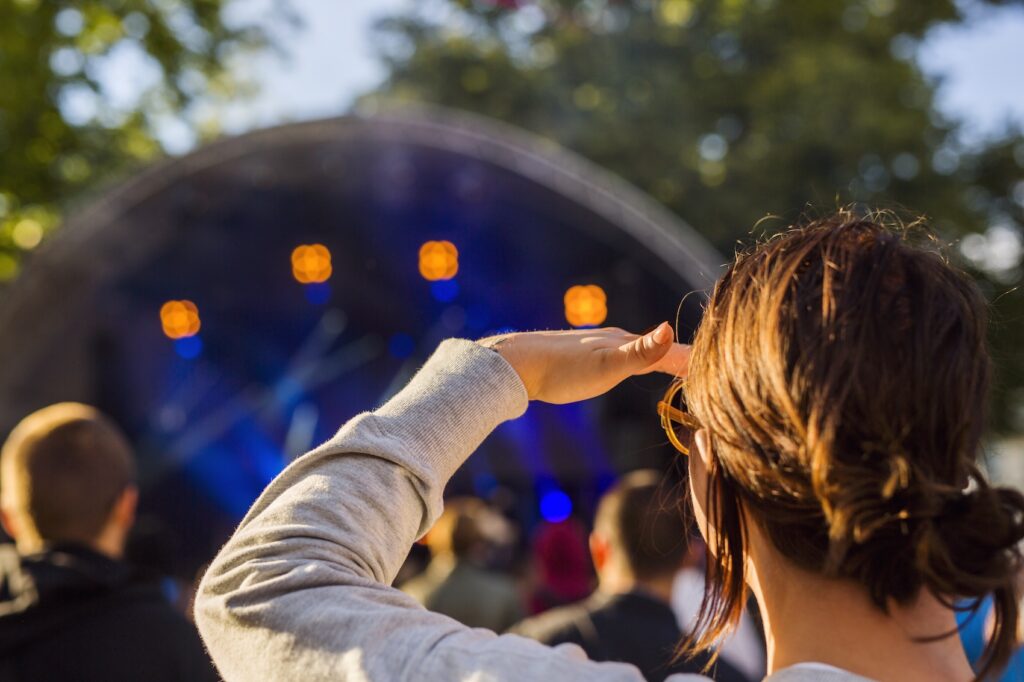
[764, 663, 875, 682]
[665, 664, 877, 682]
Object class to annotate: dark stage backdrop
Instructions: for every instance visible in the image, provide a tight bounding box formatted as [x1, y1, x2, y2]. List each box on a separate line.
[0, 106, 723, 574]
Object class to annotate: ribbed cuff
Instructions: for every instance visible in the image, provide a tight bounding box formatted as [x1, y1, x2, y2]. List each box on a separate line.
[370, 338, 529, 484]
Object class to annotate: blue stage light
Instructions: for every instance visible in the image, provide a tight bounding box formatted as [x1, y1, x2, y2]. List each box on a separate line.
[304, 282, 331, 305]
[430, 279, 459, 303]
[540, 489, 572, 523]
[174, 335, 203, 359]
[388, 333, 415, 359]
[273, 377, 304, 407]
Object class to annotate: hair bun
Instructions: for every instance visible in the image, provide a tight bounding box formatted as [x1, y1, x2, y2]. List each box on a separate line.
[916, 476, 1024, 597]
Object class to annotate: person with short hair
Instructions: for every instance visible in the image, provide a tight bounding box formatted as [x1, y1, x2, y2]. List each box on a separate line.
[512, 471, 749, 681]
[401, 497, 523, 631]
[0, 403, 218, 682]
[196, 212, 1024, 681]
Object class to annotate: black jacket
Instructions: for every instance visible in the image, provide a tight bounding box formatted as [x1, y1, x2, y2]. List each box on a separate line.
[511, 590, 751, 682]
[0, 543, 218, 682]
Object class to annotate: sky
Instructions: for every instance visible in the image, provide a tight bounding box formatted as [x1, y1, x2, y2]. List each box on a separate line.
[154, 0, 1024, 152]
[212, 0, 407, 139]
[917, 1, 1024, 143]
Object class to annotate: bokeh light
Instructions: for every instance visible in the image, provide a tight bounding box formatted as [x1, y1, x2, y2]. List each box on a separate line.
[430, 279, 459, 302]
[291, 243, 332, 284]
[418, 240, 459, 281]
[564, 284, 608, 327]
[657, 0, 695, 26]
[11, 218, 44, 250]
[174, 335, 203, 360]
[160, 300, 201, 339]
[540, 489, 572, 523]
[303, 282, 331, 305]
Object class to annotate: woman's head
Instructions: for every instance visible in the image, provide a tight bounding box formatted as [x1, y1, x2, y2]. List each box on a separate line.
[680, 210, 1024, 673]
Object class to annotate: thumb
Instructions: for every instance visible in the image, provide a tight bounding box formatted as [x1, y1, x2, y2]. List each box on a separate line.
[619, 322, 674, 374]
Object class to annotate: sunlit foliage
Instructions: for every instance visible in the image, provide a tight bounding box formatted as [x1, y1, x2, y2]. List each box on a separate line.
[0, 0, 276, 281]
[367, 0, 1024, 430]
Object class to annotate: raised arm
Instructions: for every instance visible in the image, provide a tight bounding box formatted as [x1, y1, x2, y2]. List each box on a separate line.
[195, 329, 694, 681]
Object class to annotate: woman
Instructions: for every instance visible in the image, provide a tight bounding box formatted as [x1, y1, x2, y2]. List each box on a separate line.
[195, 212, 1024, 681]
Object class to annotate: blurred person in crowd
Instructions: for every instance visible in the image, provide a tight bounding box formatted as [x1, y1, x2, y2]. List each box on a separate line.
[402, 497, 523, 631]
[125, 517, 193, 615]
[527, 517, 594, 615]
[672, 538, 766, 680]
[0, 403, 218, 681]
[196, 213, 1024, 682]
[513, 471, 748, 682]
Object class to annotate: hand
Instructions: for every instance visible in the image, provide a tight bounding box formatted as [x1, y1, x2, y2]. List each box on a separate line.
[479, 322, 690, 404]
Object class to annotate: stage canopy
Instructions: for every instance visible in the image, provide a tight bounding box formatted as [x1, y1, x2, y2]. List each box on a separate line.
[0, 107, 723, 566]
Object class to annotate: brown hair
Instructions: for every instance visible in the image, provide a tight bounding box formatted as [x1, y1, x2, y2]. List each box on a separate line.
[683, 210, 1024, 676]
[1, 403, 136, 549]
[594, 470, 689, 581]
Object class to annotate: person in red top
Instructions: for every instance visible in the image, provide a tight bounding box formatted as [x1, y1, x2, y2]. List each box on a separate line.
[528, 518, 594, 615]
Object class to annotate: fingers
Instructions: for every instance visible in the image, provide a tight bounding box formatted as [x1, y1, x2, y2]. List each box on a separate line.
[616, 321, 674, 375]
[648, 343, 691, 377]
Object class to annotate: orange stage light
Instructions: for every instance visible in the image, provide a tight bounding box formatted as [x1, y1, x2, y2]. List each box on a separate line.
[564, 285, 608, 327]
[291, 244, 333, 284]
[418, 240, 459, 281]
[160, 300, 201, 339]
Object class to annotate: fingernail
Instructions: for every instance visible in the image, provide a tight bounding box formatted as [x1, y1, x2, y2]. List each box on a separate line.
[652, 322, 672, 344]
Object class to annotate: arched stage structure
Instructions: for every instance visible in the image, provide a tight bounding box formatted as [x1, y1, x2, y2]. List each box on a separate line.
[0, 106, 723, 569]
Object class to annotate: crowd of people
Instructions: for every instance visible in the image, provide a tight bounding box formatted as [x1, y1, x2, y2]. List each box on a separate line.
[0, 400, 766, 681]
[396, 472, 765, 681]
[3, 214, 1024, 681]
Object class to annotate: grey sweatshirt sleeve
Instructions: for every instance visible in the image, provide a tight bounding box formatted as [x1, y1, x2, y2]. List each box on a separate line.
[195, 339, 696, 682]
